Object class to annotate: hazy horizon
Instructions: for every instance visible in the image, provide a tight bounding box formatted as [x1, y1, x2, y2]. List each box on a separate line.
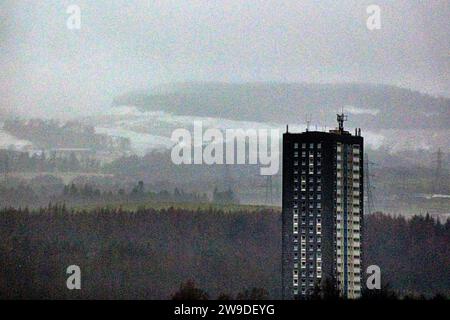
[1, 0, 449, 118]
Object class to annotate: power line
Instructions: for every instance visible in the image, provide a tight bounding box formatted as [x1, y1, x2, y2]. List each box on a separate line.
[433, 148, 443, 194]
[364, 153, 376, 215]
[265, 175, 273, 205]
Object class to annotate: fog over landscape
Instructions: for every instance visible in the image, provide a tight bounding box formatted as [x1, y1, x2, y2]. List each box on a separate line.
[0, 1, 449, 214]
[0, 1, 450, 301]
[0, 0, 449, 117]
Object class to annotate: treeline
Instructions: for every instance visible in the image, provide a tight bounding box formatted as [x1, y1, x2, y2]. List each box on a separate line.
[0, 149, 279, 205]
[3, 119, 130, 151]
[0, 149, 101, 173]
[60, 182, 210, 205]
[0, 180, 213, 208]
[171, 280, 269, 300]
[0, 208, 448, 299]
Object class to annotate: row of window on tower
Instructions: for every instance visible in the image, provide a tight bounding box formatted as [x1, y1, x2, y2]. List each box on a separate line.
[294, 142, 321, 150]
[292, 142, 323, 296]
[334, 143, 363, 299]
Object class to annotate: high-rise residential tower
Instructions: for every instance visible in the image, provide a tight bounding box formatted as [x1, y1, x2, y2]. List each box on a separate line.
[282, 114, 364, 299]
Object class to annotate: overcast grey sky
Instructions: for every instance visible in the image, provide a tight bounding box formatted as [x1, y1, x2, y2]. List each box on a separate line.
[0, 0, 449, 118]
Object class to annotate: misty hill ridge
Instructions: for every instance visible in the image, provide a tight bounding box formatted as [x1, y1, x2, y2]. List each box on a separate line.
[113, 82, 449, 130]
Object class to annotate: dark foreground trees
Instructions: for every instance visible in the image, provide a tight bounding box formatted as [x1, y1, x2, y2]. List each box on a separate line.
[171, 280, 209, 300]
[0, 207, 448, 299]
[171, 281, 269, 300]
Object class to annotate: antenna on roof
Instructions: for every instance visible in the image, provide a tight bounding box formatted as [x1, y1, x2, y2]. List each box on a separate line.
[306, 114, 311, 132]
[337, 110, 348, 133]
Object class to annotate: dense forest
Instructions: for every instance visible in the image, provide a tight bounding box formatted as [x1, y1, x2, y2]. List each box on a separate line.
[0, 207, 448, 299]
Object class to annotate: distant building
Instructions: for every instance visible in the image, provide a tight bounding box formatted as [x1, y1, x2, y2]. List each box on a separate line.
[282, 114, 364, 299]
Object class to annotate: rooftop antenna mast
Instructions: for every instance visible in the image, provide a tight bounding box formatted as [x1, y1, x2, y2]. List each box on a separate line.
[337, 109, 348, 133]
[306, 114, 311, 132]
